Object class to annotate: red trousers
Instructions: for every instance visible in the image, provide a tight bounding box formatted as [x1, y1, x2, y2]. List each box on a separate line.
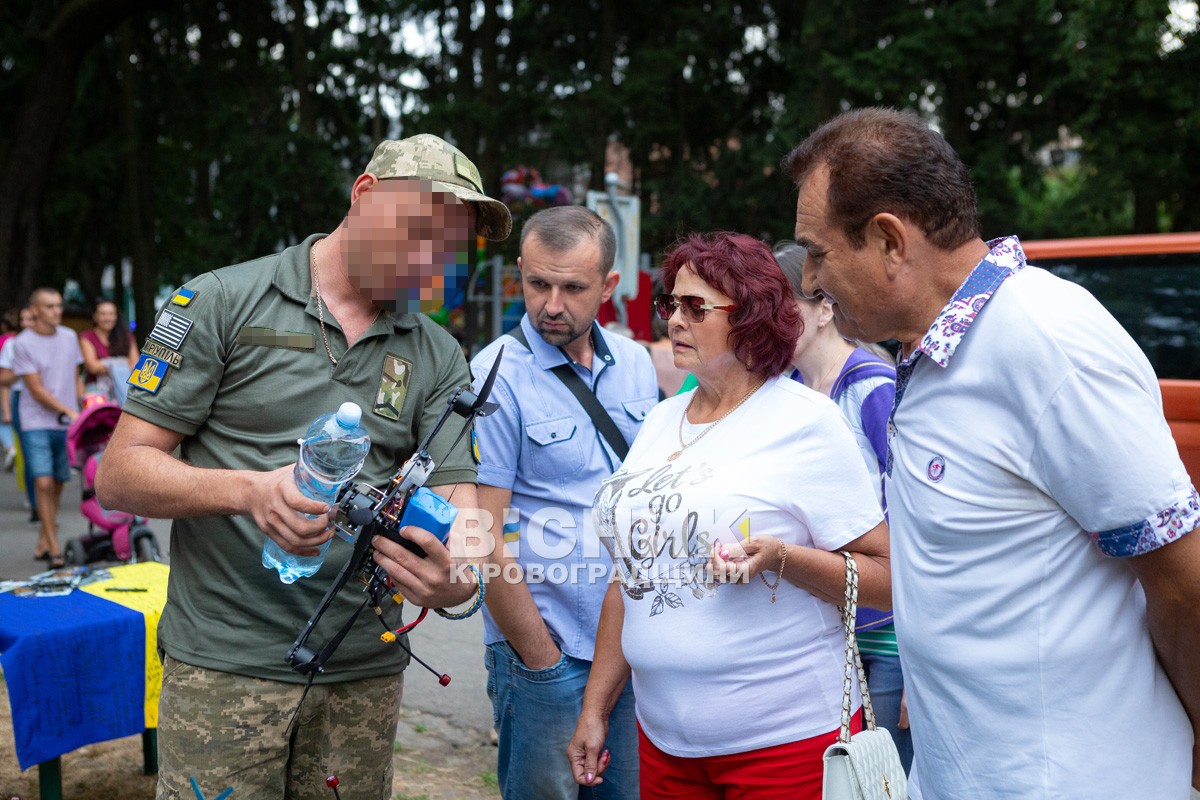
[638, 711, 863, 800]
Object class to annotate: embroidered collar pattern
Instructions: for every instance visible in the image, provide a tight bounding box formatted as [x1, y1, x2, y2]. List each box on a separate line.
[885, 235, 1026, 477]
[904, 235, 1027, 370]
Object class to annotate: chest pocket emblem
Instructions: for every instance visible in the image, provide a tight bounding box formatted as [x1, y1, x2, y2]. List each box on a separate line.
[374, 353, 412, 421]
[927, 455, 946, 483]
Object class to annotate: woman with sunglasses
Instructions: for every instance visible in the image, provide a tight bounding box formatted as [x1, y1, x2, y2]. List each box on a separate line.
[775, 241, 911, 773]
[569, 231, 891, 799]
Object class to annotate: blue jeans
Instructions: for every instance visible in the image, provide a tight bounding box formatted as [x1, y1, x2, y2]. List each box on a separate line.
[862, 651, 913, 773]
[486, 640, 638, 800]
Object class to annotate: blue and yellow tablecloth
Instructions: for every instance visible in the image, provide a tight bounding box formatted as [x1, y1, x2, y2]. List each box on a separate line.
[0, 561, 168, 770]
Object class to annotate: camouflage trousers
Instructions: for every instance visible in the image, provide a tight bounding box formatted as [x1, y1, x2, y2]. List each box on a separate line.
[156, 655, 404, 800]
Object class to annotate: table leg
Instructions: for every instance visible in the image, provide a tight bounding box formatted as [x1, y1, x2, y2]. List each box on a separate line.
[37, 757, 62, 800]
[143, 728, 158, 774]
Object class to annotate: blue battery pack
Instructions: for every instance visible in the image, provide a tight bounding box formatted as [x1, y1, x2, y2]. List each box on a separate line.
[396, 486, 458, 556]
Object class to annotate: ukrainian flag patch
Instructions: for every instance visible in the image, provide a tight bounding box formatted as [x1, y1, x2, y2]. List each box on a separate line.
[127, 354, 169, 394]
[502, 521, 520, 544]
[171, 287, 196, 307]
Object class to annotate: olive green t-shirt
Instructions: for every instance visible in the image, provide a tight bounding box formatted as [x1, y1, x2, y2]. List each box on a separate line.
[124, 234, 477, 683]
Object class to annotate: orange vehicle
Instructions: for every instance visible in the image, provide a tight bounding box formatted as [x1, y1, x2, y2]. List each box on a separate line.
[1021, 232, 1200, 486]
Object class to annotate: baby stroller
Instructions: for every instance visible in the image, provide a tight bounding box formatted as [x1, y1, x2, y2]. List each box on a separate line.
[64, 395, 162, 565]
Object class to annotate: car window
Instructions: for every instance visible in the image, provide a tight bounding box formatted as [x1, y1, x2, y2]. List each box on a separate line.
[1030, 252, 1200, 380]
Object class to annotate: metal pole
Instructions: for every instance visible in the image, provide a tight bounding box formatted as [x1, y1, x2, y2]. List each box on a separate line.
[491, 255, 504, 342]
[604, 172, 629, 327]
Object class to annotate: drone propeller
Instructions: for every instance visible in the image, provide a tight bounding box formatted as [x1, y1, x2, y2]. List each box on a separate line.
[453, 345, 504, 418]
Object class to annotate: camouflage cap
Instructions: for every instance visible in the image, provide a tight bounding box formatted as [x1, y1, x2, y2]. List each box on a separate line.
[365, 134, 512, 241]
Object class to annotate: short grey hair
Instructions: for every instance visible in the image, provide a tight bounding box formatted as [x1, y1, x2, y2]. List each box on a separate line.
[519, 206, 617, 276]
[772, 241, 808, 297]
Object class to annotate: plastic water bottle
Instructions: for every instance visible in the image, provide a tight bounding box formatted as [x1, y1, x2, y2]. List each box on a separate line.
[263, 402, 371, 583]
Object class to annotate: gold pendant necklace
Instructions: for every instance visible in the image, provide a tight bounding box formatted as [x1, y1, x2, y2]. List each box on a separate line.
[668, 377, 767, 461]
[310, 238, 379, 369]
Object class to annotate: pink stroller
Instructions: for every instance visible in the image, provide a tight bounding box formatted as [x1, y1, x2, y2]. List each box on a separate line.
[64, 398, 162, 564]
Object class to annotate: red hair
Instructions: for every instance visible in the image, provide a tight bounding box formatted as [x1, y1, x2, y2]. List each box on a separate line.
[661, 232, 801, 377]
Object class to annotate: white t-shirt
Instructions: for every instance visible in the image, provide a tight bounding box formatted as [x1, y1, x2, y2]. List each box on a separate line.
[888, 264, 1196, 798]
[835, 374, 892, 503]
[595, 375, 884, 757]
[11, 327, 83, 431]
[0, 338, 25, 392]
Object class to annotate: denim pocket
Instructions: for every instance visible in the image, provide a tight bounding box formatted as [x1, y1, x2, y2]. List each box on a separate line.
[485, 648, 498, 711]
[160, 653, 195, 685]
[508, 644, 571, 683]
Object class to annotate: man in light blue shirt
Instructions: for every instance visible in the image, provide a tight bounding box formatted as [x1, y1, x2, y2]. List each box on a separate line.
[470, 206, 658, 799]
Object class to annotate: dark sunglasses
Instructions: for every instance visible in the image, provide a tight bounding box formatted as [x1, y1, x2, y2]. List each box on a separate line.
[653, 294, 737, 322]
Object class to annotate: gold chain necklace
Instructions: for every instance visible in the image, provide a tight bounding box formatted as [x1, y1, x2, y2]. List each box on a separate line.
[668, 377, 767, 461]
[310, 238, 379, 368]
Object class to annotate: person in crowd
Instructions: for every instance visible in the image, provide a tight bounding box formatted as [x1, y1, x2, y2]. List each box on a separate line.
[8, 289, 84, 567]
[79, 298, 139, 403]
[470, 205, 657, 800]
[95, 133, 512, 800]
[0, 305, 39, 519]
[785, 107, 1200, 798]
[774, 241, 909, 771]
[0, 308, 21, 470]
[568, 231, 890, 799]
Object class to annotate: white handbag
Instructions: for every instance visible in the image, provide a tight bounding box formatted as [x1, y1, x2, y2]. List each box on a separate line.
[822, 552, 908, 800]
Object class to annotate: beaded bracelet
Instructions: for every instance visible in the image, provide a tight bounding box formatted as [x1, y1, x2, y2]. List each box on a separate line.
[434, 564, 486, 620]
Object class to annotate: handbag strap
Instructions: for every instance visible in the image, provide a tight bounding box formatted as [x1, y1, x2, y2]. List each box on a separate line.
[507, 324, 631, 462]
[837, 551, 877, 742]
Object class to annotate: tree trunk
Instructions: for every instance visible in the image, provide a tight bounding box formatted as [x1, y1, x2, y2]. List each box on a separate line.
[119, 20, 157, 345]
[0, 0, 166, 307]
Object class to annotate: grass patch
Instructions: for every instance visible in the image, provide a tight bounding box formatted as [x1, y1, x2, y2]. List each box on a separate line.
[406, 756, 433, 775]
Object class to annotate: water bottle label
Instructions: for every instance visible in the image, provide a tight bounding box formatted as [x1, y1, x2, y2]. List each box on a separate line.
[267, 404, 370, 583]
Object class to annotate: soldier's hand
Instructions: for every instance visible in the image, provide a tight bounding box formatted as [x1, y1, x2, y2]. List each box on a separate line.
[249, 463, 332, 555]
[372, 527, 476, 609]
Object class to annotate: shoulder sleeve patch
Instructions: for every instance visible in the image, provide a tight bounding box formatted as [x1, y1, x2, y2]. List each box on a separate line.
[127, 354, 170, 394]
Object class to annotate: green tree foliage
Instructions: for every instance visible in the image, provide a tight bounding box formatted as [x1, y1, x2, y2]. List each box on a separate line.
[0, 0, 1194, 339]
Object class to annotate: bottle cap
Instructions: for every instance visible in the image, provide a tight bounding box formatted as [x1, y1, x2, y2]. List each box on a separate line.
[335, 402, 363, 428]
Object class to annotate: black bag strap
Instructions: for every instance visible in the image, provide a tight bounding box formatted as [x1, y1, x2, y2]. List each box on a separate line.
[508, 325, 630, 462]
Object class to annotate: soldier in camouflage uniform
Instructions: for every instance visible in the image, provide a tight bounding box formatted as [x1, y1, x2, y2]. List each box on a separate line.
[96, 134, 511, 800]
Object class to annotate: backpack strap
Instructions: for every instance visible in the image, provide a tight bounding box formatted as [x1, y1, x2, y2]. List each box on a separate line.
[830, 358, 896, 399]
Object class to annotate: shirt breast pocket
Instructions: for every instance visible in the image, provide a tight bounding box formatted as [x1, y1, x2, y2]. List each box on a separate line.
[525, 416, 584, 478]
[621, 396, 657, 424]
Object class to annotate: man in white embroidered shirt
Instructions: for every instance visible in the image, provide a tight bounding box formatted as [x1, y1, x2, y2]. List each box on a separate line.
[784, 107, 1199, 798]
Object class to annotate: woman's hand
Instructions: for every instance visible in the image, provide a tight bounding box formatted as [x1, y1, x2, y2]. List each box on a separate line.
[710, 535, 785, 583]
[567, 711, 611, 787]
